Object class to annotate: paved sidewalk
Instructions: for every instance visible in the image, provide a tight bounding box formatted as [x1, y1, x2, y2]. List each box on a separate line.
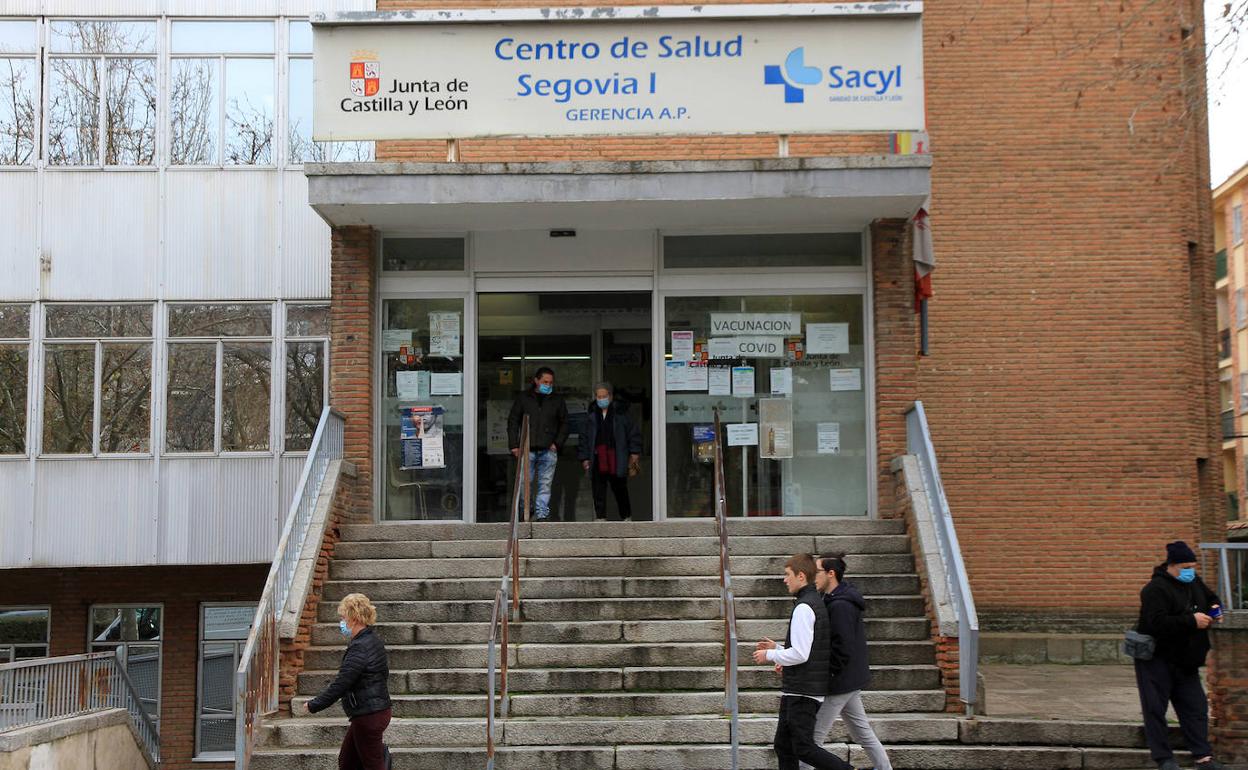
[982, 663, 1164, 722]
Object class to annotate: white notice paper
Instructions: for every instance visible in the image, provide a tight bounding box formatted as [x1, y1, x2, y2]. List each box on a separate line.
[428, 312, 461, 358]
[383, 329, 413, 352]
[671, 330, 696, 361]
[430, 372, 462, 395]
[806, 323, 850, 355]
[708, 366, 732, 396]
[770, 368, 793, 395]
[726, 423, 759, 447]
[829, 368, 862, 391]
[396, 370, 430, 401]
[817, 422, 842, 455]
[731, 366, 755, 397]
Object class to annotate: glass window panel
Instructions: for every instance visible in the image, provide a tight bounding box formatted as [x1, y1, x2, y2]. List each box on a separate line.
[202, 606, 254, 641]
[170, 58, 220, 165]
[0, 304, 30, 338]
[172, 21, 274, 54]
[286, 57, 319, 163]
[0, 20, 36, 54]
[42, 344, 94, 454]
[288, 21, 313, 54]
[105, 58, 156, 166]
[100, 343, 151, 453]
[46, 304, 152, 338]
[0, 345, 28, 454]
[383, 238, 466, 271]
[224, 59, 274, 166]
[50, 20, 156, 54]
[285, 341, 324, 452]
[0, 58, 37, 165]
[169, 304, 271, 337]
[47, 58, 100, 166]
[90, 606, 161, 642]
[664, 233, 863, 269]
[664, 294, 868, 517]
[199, 642, 236, 712]
[286, 304, 329, 336]
[0, 609, 48, 644]
[222, 342, 270, 451]
[166, 343, 216, 452]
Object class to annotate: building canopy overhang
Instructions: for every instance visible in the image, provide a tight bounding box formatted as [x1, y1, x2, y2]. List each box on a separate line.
[305, 156, 931, 232]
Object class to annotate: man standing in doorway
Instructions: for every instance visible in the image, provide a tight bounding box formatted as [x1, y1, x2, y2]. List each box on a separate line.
[753, 554, 859, 770]
[508, 366, 568, 521]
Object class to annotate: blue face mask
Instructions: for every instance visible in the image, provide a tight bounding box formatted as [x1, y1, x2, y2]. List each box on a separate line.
[339, 620, 351, 637]
[1176, 567, 1196, 584]
[596, 398, 611, 409]
[537, 383, 553, 395]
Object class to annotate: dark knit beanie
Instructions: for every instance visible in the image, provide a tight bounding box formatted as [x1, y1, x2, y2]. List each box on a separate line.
[1165, 541, 1197, 564]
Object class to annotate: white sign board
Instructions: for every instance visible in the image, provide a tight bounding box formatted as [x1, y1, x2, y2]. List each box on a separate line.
[313, 14, 924, 139]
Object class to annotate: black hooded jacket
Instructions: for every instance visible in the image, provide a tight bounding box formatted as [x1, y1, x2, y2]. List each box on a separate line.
[307, 626, 392, 718]
[825, 581, 872, 695]
[1136, 564, 1221, 671]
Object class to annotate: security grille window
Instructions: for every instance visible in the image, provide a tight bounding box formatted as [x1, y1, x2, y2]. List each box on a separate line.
[1235, 205, 1244, 244]
[89, 605, 162, 723]
[284, 303, 329, 452]
[0, 607, 50, 662]
[47, 20, 157, 166]
[287, 20, 373, 164]
[195, 603, 255, 758]
[0, 304, 31, 455]
[42, 304, 153, 455]
[0, 20, 37, 165]
[170, 21, 275, 166]
[166, 303, 273, 453]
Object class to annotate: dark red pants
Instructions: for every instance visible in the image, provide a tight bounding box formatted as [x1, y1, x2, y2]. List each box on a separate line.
[338, 708, 391, 770]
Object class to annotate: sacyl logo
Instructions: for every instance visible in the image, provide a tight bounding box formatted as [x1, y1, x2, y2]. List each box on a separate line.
[764, 47, 821, 103]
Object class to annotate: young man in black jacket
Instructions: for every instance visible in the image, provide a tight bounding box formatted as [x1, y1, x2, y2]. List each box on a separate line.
[800, 553, 891, 770]
[753, 553, 860, 770]
[1134, 541, 1224, 770]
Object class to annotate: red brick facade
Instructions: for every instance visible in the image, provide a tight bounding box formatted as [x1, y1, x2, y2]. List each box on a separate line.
[0, 565, 266, 770]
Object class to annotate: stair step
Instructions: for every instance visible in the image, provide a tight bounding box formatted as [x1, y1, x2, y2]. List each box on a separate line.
[308, 617, 931, 646]
[317, 595, 928, 623]
[289, 689, 948, 719]
[321, 573, 921, 601]
[333, 533, 912, 560]
[338, 518, 907, 543]
[330, 553, 915, 580]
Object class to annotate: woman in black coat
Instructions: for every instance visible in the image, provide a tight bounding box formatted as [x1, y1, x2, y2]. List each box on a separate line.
[303, 592, 392, 770]
[578, 381, 644, 521]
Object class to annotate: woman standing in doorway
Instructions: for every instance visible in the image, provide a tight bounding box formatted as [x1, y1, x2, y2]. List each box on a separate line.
[579, 381, 644, 521]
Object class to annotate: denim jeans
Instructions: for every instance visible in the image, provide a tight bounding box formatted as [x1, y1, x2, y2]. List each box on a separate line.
[527, 449, 558, 519]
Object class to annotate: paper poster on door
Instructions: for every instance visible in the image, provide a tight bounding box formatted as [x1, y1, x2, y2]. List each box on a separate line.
[428, 312, 461, 358]
[806, 323, 850, 355]
[760, 398, 794, 459]
[726, 423, 759, 447]
[399, 405, 445, 469]
[816, 422, 841, 455]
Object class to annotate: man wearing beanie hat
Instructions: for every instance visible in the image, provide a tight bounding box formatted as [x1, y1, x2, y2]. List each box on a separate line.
[1134, 541, 1224, 770]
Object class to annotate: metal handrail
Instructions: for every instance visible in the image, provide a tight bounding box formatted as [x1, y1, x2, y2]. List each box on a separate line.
[904, 401, 980, 716]
[486, 415, 530, 770]
[711, 408, 740, 770]
[234, 406, 345, 769]
[0, 649, 160, 764]
[1199, 542, 1248, 610]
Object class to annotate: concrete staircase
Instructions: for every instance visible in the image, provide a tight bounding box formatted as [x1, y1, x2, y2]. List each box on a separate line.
[252, 519, 1165, 769]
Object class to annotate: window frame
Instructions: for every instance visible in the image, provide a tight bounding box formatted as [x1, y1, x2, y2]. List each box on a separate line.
[42, 17, 160, 170]
[0, 605, 51, 662]
[0, 303, 33, 458]
[0, 17, 41, 169]
[39, 302, 155, 458]
[282, 301, 330, 455]
[87, 603, 163, 725]
[167, 18, 277, 169]
[193, 601, 255, 760]
[164, 301, 276, 456]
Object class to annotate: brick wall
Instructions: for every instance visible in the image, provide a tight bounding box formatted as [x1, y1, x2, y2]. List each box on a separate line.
[0, 565, 267, 770]
[331, 226, 377, 524]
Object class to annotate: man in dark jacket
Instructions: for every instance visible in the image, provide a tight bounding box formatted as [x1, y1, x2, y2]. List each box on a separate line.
[754, 554, 859, 770]
[507, 367, 568, 521]
[801, 553, 891, 770]
[1135, 541, 1224, 770]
